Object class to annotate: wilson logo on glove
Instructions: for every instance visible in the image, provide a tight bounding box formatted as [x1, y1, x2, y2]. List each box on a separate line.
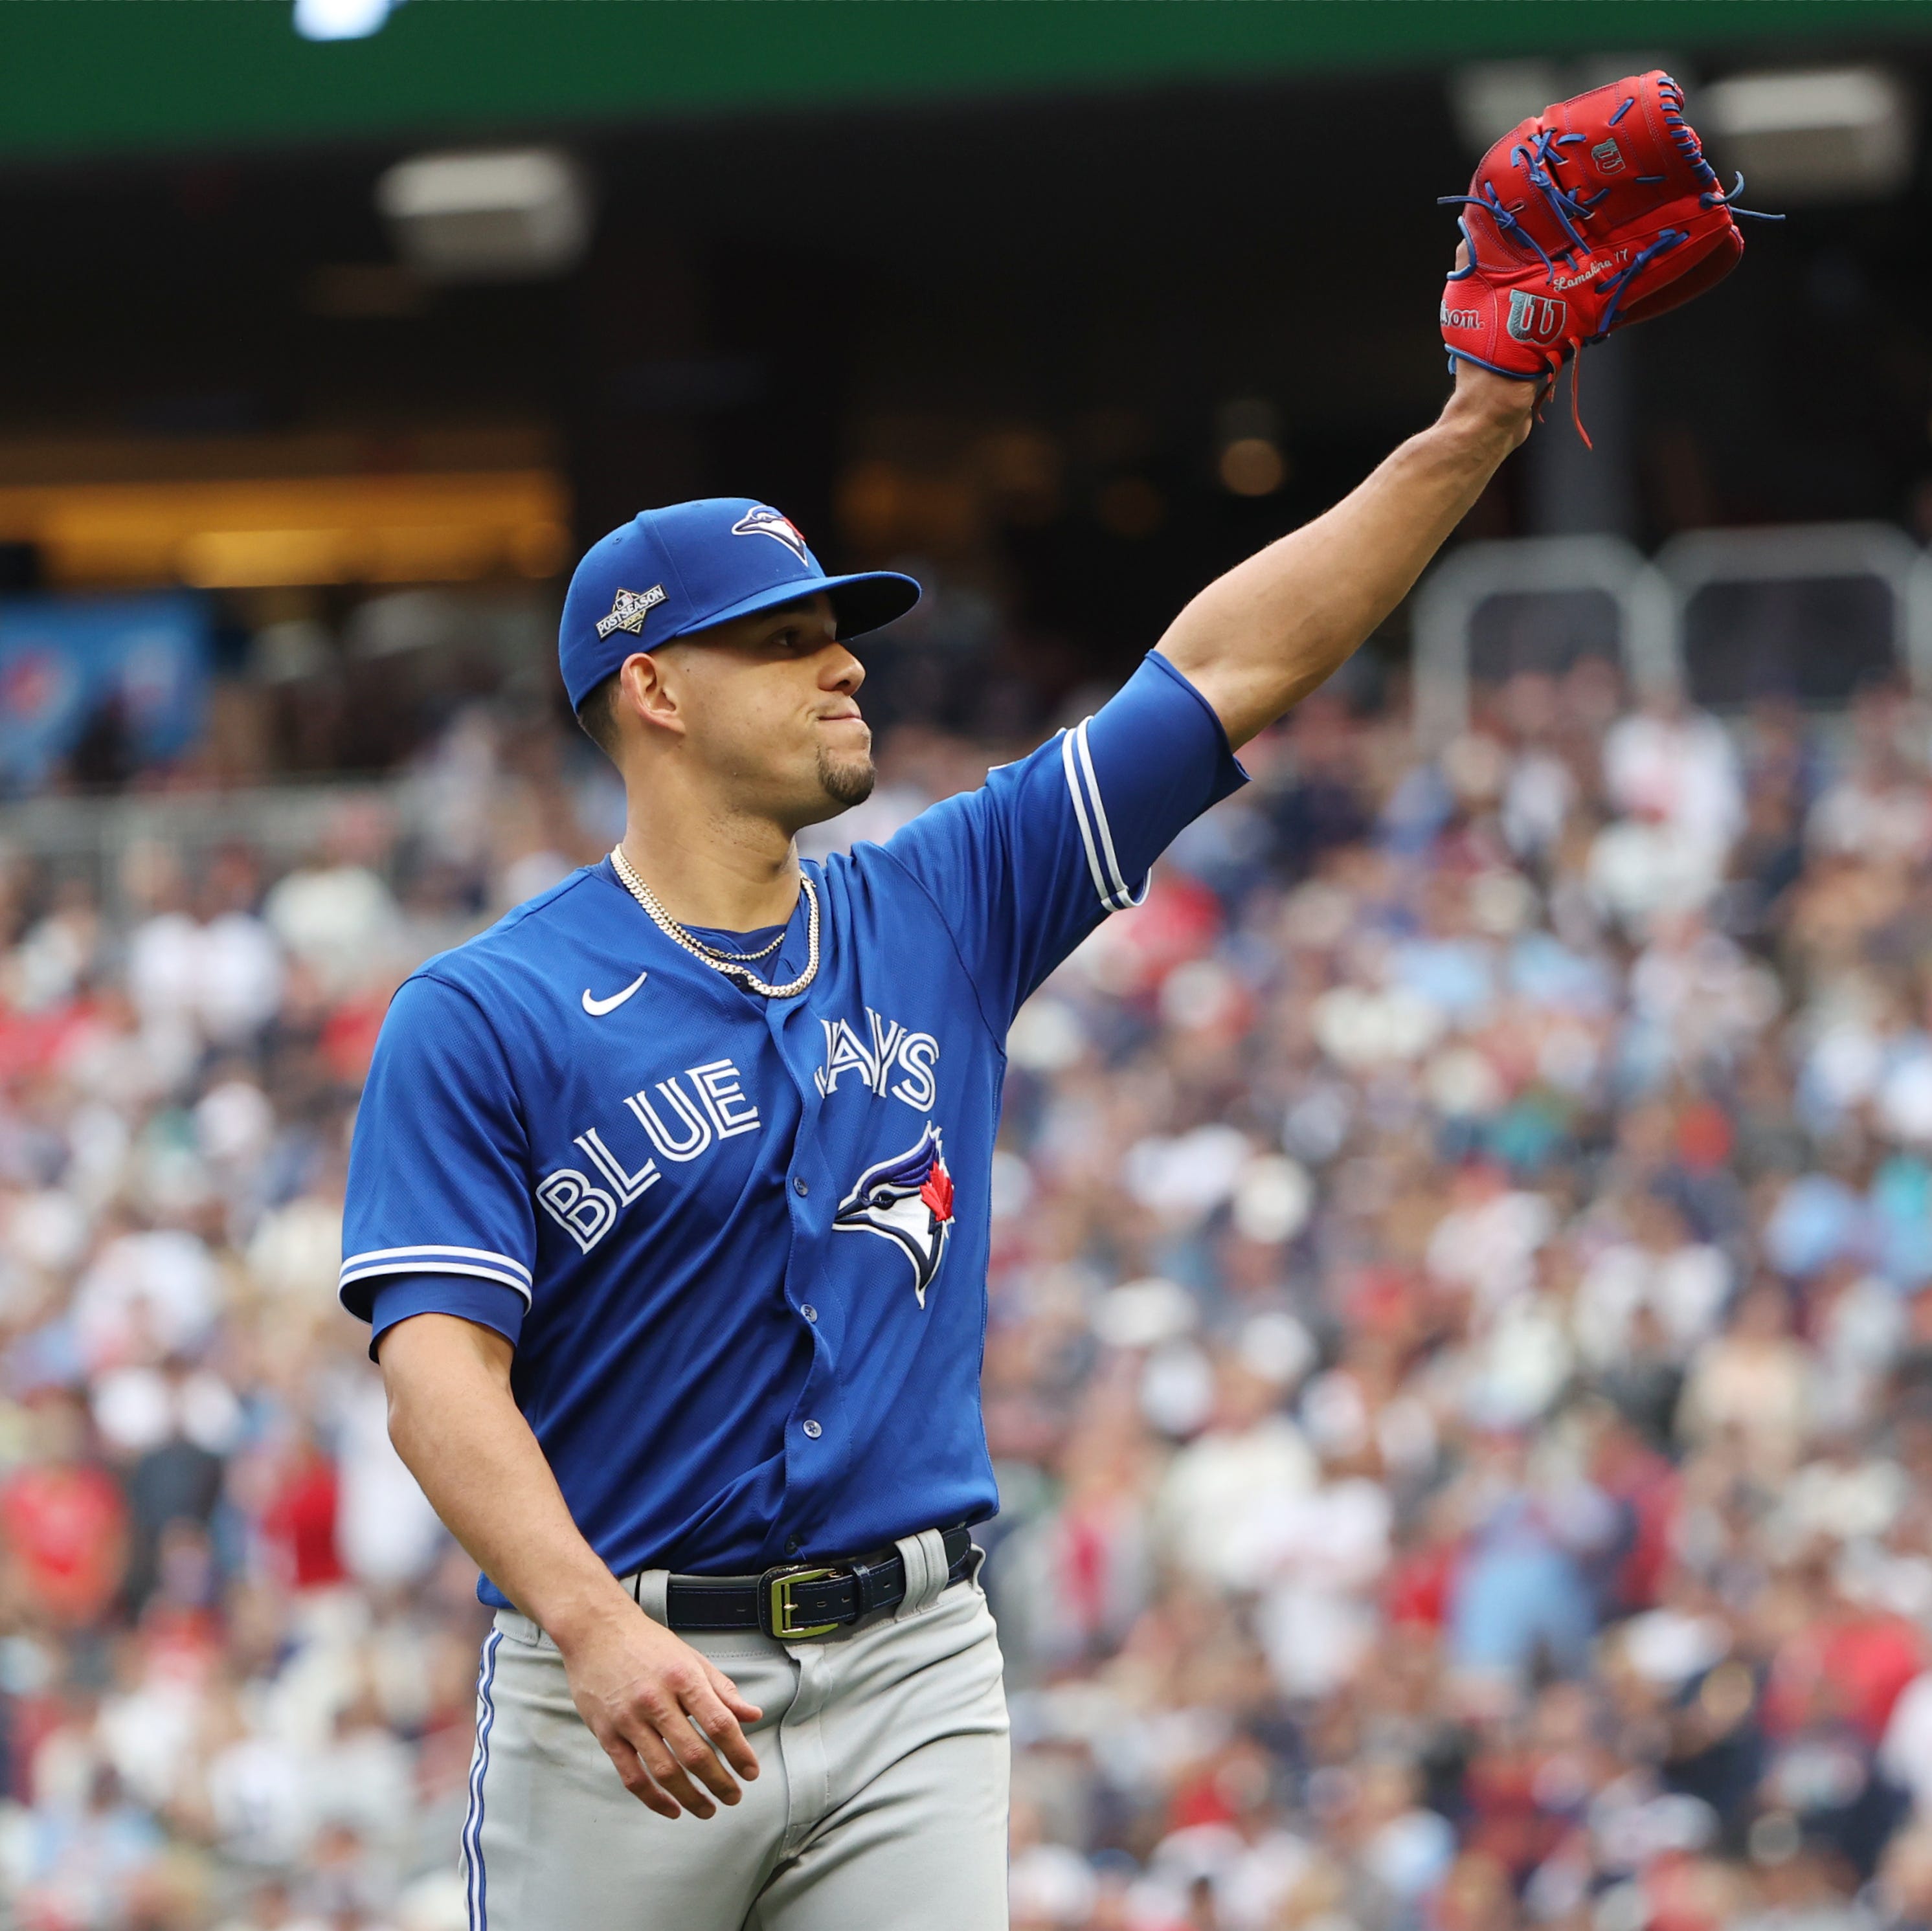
[1437, 69, 1779, 440]
[1506, 292, 1568, 346]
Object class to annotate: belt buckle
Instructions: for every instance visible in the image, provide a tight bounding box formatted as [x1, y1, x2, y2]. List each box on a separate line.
[760, 1565, 842, 1642]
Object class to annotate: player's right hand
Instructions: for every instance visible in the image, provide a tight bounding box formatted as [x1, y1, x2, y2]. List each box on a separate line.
[556, 1604, 765, 1820]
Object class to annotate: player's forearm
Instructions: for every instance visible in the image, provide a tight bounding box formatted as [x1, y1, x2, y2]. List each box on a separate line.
[379, 1313, 635, 1644]
[1158, 368, 1534, 748]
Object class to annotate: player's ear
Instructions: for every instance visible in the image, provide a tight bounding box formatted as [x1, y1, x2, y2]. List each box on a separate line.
[618, 650, 686, 741]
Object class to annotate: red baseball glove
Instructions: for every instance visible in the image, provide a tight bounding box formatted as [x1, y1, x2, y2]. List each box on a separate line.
[1439, 71, 1771, 399]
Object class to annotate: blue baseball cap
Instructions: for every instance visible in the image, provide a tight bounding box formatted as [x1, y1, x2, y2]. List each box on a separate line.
[557, 497, 921, 709]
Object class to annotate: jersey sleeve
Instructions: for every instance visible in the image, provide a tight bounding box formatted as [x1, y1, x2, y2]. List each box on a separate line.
[367, 1271, 526, 1353]
[881, 649, 1247, 1024]
[339, 972, 535, 1341]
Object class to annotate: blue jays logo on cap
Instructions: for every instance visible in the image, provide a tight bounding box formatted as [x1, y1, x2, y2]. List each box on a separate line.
[833, 1123, 954, 1306]
[731, 505, 812, 565]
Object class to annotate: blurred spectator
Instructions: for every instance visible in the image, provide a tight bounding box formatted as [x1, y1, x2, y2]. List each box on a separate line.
[263, 806, 401, 1001]
[2, 1388, 127, 1627]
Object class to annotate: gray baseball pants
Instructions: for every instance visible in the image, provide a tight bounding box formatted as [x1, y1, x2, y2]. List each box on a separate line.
[458, 1533, 1011, 1930]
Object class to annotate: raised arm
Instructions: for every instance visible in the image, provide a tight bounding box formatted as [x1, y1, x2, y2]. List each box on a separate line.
[1157, 361, 1534, 749]
[379, 1313, 763, 1820]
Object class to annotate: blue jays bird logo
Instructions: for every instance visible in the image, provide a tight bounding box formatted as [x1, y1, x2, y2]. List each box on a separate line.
[730, 504, 813, 565]
[833, 1124, 955, 1306]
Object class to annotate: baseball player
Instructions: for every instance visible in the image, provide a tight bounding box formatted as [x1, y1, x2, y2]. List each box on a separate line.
[341, 69, 1748, 1931]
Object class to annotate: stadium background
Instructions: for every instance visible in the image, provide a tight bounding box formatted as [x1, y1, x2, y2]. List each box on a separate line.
[12, 5, 1932, 1927]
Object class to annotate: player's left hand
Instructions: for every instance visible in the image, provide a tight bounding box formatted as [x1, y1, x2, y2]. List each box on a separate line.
[1439, 69, 1762, 386]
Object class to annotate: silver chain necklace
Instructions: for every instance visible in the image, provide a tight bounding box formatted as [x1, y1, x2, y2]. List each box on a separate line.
[671, 920, 785, 966]
[613, 851, 787, 966]
[610, 845, 821, 999]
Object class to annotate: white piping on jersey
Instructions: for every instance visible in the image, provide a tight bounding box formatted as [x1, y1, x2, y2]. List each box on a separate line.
[337, 1259, 534, 1306]
[339, 1243, 532, 1283]
[1060, 719, 1150, 914]
[338, 1244, 534, 1308]
[1073, 717, 1138, 908]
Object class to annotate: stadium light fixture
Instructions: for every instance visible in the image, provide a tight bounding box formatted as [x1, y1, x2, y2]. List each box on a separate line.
[376, 149, 592, 284]
[293, 0, 402, 42]
[1448, 56, 1677, 152]
[1215, 400, 1287, 498]
[1700, 67, 1914, 203]
[1449, 61, 1562, 153]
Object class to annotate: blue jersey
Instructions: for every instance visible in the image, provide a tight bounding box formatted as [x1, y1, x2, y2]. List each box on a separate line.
[340, 651, 1244, 1605]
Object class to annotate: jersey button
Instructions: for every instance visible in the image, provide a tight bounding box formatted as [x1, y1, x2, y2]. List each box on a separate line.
[792, 1178, 809, 1197]
[801, 1304, 818, 1323]
[785, 1537, 802, 1556]
[802, 1419, 823, 1439]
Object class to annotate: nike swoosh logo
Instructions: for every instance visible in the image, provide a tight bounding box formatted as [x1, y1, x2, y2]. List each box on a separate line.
[581, 971, 649, 1017]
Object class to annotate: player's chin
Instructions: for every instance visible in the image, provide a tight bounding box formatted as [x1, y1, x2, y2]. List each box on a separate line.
[813, 745, 877, 814]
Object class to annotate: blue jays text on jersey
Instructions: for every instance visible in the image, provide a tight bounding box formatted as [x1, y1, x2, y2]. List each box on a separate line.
[339, 651, 1245, 1605]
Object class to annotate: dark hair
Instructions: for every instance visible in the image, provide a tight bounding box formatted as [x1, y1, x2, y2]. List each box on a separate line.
[575, 670, 621, 761]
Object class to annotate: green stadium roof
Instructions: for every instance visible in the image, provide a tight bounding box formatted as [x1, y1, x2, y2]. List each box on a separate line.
[6, 0, 1932, 163]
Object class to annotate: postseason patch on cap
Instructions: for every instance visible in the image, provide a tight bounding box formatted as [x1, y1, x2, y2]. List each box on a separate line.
[595, 584, 667, 641]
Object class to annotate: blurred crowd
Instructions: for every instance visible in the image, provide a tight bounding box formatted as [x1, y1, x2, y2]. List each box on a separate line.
[7, 634, 1932, 1931]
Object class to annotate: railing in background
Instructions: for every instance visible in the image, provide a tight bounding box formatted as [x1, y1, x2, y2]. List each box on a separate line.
[1659, 522, 1926, 715]
[1411, 536, 1676, 748]
[0, 781, 403, 910]
[1413, 520, 1932, 744]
